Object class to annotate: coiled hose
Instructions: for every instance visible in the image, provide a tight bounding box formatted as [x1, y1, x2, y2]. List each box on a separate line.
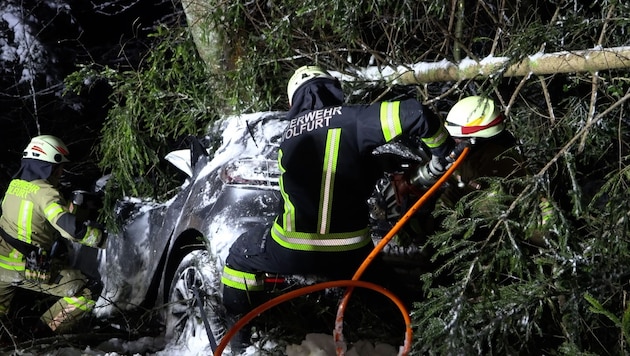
[214, 146, 470, 356]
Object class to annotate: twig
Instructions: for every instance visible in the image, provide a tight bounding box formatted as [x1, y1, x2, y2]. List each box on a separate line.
[517, 89, 630, 208]
[579, 73, 601, 153]
[505, 73, 531, 117]
[578, 2, 615, 152]
[452, 0, 464, 62]
[538, 75, 556, 124]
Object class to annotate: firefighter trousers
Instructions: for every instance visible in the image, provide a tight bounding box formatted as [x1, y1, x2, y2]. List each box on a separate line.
[0, 267, 95, 333]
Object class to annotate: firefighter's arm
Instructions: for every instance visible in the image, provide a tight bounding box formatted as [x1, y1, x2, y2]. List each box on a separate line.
[41, 189, 106, 248]
[52, 208, 106, 248]
[410, 140, 469, 187]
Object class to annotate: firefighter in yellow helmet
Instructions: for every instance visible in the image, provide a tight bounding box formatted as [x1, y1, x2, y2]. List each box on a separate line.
[0, 135, 106, 339]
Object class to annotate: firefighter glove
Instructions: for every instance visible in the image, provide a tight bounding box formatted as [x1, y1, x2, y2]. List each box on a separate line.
[80, 221, 106, 248]
[446, 140, 470, 164]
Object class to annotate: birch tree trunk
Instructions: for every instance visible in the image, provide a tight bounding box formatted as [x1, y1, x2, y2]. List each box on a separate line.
[383, 46, 630, 84]
[181, 2, 630, 84]
[180, 0, 227, 74]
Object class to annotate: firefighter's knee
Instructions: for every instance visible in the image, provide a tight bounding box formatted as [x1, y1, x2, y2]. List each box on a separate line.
[54, 269, 88, 295]
[221, 265, 267, 314]
[222, 284, 270, 318]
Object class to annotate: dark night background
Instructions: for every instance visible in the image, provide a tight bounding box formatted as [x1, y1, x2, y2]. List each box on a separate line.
[0, 0, 183, 195]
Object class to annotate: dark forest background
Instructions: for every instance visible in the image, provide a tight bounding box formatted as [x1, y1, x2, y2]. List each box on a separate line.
[0, 0, 181, 193]
[2, 0, 630, 354]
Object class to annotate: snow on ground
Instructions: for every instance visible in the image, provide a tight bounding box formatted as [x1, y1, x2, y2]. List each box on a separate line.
[25, 332, 400, 355]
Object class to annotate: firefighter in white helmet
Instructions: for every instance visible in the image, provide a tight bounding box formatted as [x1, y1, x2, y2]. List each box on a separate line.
[442, 96, 556, 247]
[444, 95, 505, 138]
[439, 96, 528, 207]
[0, 135, 105, 339]
[380, 96, 527, 247]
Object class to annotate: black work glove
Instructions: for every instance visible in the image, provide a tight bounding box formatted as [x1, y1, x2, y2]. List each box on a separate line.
[447, 140, 470, 163]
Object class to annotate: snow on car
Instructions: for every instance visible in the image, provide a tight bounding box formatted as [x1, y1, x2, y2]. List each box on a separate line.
[85, 110, 430, 354]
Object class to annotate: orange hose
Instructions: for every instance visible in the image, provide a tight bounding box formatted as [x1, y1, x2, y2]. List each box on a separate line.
[333, 146, 470, 355]
[213, 279, 412, 356]
[215, 147, 470, 356]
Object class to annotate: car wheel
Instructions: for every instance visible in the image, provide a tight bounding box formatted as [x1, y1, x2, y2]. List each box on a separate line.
[165, 249, 226, 350]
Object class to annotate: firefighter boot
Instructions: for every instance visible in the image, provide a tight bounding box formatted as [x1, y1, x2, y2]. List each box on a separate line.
[225, 313, 250, 355]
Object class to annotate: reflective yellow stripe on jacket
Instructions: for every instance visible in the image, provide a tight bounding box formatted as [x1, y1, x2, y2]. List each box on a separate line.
[271, 222, 371, 252]
[17, 199, 34, 244]
[380, 102, 403, 141]
[317, 129, 341, 234]
[0, 249, 25, 271]
[278, 149, 296, 231]
[422, 125, 450, 150]
[44, 201, 65, 224]
[63, 295, 96, 312]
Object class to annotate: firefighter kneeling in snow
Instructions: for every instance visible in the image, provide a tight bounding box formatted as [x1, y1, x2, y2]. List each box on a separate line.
[0, 135, 106, 338]
[221, 65, 466, 351]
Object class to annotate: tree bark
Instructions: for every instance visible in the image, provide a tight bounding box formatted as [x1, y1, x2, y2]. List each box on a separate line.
[180, 0, 224, 73]
[390, 46, 630, 84]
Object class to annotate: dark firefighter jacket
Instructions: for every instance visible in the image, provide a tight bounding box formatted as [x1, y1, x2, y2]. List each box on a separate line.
[271, 78, 453, 252]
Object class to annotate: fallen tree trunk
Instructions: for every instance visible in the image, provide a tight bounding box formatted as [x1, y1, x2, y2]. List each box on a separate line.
[181, 1, 630, 83]
[388, 46, 630, 84]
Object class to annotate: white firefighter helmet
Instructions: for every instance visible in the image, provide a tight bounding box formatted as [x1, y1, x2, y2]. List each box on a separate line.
[287, 65, 335, 105]
[23, 135, 70, 163]
[445, 96, 505, 138]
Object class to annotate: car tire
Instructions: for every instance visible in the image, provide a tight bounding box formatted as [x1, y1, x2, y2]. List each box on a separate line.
[164, 249, 226, 350]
